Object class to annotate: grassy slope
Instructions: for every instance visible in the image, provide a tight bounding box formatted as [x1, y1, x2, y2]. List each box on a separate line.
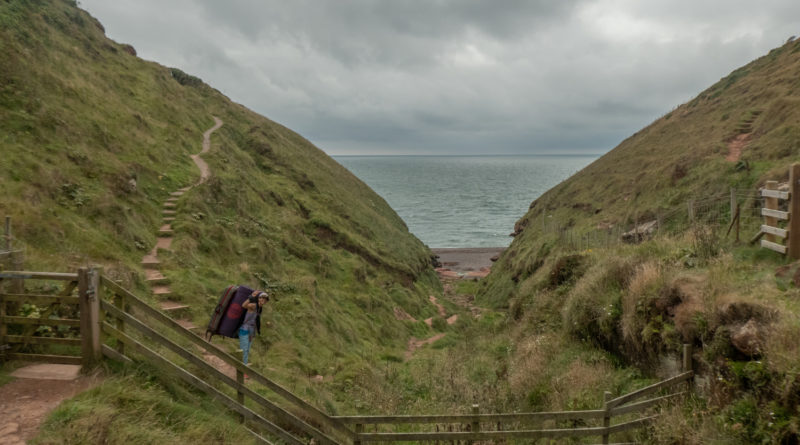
[470, 38, 800, 443]
[0, 0, 444, 440]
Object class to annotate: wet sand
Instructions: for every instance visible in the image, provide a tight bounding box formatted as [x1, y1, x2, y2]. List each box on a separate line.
[431, 247, 505, 273]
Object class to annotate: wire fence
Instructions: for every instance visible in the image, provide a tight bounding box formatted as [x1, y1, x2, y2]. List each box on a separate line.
[541, 188, 771, 252]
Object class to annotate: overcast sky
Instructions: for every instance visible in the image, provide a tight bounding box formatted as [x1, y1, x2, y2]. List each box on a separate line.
[79, 1, 800, 155]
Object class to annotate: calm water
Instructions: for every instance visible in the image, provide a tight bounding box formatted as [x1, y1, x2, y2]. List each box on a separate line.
[334, 155, 599, 248]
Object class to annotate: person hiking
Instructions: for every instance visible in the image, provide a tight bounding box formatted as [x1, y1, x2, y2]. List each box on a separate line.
[239, 290, 268, 368]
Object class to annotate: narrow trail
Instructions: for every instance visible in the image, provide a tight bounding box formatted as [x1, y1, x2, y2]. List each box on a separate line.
[726, 110, 761, 162]
[726, 133, 750, 162]
[405, 275, 486, 359]
[1, 120, 225, 445]
[141, 117, 223, 331]
[0, 366, 102, 444]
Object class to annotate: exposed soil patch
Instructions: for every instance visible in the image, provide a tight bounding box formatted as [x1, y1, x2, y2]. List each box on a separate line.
[405, 333, 446, 360]
[394, 307, 417, 322]
[726, 133, 750, 162]
[0, 370, 103, 444]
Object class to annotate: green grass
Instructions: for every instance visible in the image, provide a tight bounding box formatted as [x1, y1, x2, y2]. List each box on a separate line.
[0, 0, 442, 439]
[31, 363, 255, 444]
[5, 1, 800, 444]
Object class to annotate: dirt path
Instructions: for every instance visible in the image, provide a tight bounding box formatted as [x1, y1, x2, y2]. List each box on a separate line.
[405, 277, 486, 359]
[0, 366, 102, 444]
[191, 116, 224, 185]
[726, 133, 750, 162]
[141, 117, 223, 330]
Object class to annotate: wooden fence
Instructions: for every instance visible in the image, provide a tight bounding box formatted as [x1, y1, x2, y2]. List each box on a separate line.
[335, 345, 694, 444]
[1, 267, 696, 444]
[0, 270, 89, 366]
[755, 164, 800, 259]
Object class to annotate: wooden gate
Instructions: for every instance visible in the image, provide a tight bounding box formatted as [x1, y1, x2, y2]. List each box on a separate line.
[758, 164, 800, 258]
[0, 269, 100, 367]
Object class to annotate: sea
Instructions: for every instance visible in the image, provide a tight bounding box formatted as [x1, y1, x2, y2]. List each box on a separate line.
[333, 155, 599, 248]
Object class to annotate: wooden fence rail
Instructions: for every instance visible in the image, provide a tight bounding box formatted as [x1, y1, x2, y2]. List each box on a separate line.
[2, 267, 697, 444]
[756, 164, 800, 258]
[0, 270, 85, 366]
[98, 275, 350, 444]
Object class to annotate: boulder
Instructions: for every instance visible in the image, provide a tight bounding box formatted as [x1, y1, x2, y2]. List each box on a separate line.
[730, 319, 765, 356]
[621, 220, 658, 244]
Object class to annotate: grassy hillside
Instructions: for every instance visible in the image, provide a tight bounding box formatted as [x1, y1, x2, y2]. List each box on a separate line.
[473, 37, 800, 443]
[0, 0, 444, 436]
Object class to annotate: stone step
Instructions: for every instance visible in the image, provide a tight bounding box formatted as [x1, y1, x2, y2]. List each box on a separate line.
[145, 269, 169, 284]
[178, 186, 192, 192]
[155, 237, 173, 250]
[162, 209, 177, 216]
[163, 217, 176, 222]
[141, 254, 160, 268]
[159, 300, 190, 312]
[145, 269, 166, 280]
[166, 197, 179, 203]
[152, 285, 172, 297]
[170, 191, 185, 197]
[163, 202, 177, 209]
[176, 319, 198, 331]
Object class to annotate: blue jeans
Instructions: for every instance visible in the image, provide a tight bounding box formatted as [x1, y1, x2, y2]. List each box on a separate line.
[239, 327, 251, 365]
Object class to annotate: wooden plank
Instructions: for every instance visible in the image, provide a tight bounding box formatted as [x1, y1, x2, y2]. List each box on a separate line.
[761, 239, 787, 254]
[244, 427, 276, 445]
[0, 271, 78, 281]
[356, 425, 608, 442]
[99, 276, 350, 438]
[606, 372, 693, 409]
[0, 294, 80, 305]
[104, 323, 305, 445]
[606, 415, 658, 434]
[334, 409, 606, 425]
[8, 353, 82, 365]
[761, 225, 788, 239]
[609, 392, 685, 417]
[765, 181, 779, 243]
[5, 335, 81, 346]
[761, 208, 789, 221]
[99, 310, 340, 445]
[1, 316, 81, 327]
[761, 189, 790, 200]
[101, 344, 133, 364]
[789, 164, 800, 259]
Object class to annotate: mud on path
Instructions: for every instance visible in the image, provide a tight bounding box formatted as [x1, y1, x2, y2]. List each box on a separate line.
[404, 271, 487, 360]
[0, 367, 102, 445]
[726, 133, 750, 162]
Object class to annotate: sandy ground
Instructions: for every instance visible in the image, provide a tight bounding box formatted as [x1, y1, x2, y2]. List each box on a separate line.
[432, 247, 505, 273]
[0, 365, 103, 445]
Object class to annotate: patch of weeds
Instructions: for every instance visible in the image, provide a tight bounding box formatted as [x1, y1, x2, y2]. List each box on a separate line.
[58, 182, 88, 207]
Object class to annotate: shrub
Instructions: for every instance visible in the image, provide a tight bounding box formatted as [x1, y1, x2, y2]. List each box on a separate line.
[169, 67, 203, 87]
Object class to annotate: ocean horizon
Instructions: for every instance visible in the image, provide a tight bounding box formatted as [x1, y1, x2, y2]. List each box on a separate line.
[334, 154, 599, 248]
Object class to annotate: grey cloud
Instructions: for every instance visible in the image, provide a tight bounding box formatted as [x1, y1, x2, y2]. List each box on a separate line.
[80, 0, 800, 156]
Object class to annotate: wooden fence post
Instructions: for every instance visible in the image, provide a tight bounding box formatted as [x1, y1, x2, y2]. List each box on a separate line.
[354, 423, 363, 445]
[683, 343, 693, 394]
[688, 200, 695, 223]
[731, 188, 737, 225]
[236, 368, 245, 423]
[0, 277, 6, 358]
[765, 181, 778, 243]
[114, 289, 126, 356]
[79, 267, 102, 370]
[788, 164, 800, 259]
[3, 216, 9, 251]
[602, 391, 612, 444]
[472, 403, 480, 435]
